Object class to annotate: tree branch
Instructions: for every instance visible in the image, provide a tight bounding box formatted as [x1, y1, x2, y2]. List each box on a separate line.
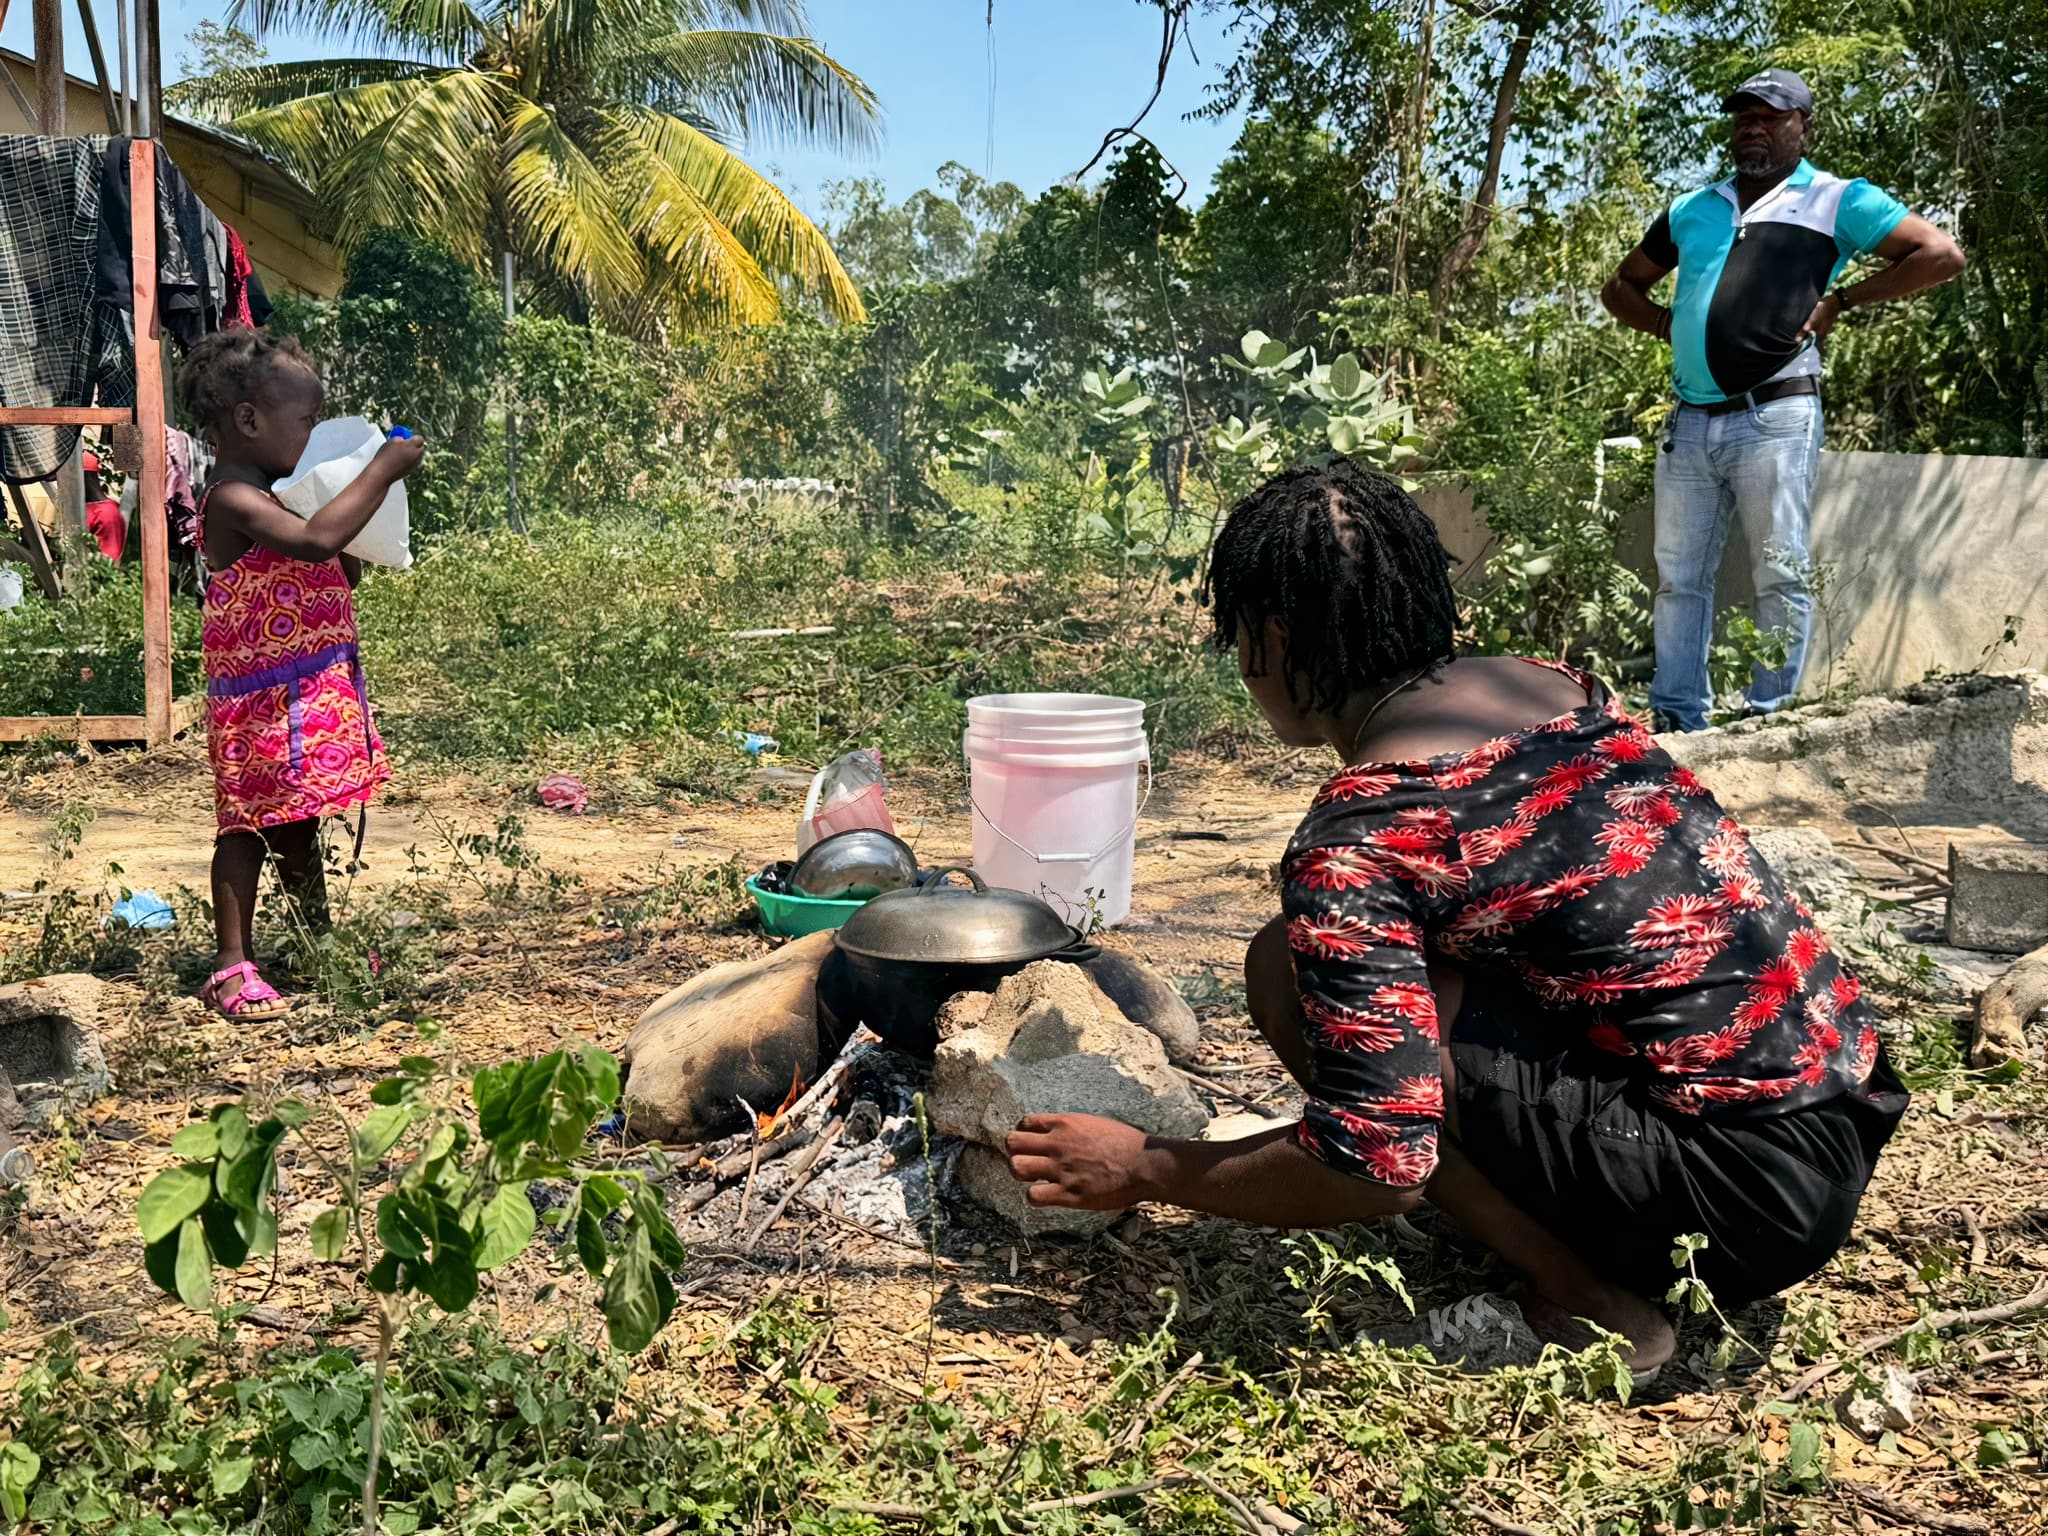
[1432, 0, 1550, 303]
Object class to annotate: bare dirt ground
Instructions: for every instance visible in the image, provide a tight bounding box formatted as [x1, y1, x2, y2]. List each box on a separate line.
[2, 743, 2044, 1533]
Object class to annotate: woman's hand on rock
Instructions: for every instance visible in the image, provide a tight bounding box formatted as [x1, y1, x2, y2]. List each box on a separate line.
[1005, 1113, 1162, 1210]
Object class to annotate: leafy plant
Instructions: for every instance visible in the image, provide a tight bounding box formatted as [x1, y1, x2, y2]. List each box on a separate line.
[1212, 326, 1427, 486]
[132, 1047, 683, 1528]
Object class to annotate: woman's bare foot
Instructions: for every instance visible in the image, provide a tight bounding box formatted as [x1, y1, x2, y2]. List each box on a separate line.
[1513, 1282, 1676, 1374]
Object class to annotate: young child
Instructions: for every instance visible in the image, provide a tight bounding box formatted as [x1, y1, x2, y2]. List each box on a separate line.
[177, 331, 424, 1018]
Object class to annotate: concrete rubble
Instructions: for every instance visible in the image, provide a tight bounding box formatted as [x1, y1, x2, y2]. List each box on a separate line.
[1836, 1363, 1919, 1439]
[1666, 671, 2048, 837]
[927, 961, 1208, 1237]
[0, 973, 112, 1126]
[1078, 949, 1202, 1062]
[1946, 842, 2048, 955]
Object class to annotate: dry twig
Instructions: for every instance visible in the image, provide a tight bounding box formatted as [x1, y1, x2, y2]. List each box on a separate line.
[1786, 1277, 2048, 1399]
[779, 1029, 879, 1130]
[1961, 1206, 1989, 1271]
[1856, 829, 1953, 884]
[675, 1125, 817, 1214]
[1844, 1483, 1991, 1534]
[741, 1117, 846, 1252]
[1116, 1350, 1205, 1451]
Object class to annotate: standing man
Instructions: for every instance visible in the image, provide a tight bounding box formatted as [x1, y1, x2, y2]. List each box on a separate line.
[1602, 69, 1964, 732]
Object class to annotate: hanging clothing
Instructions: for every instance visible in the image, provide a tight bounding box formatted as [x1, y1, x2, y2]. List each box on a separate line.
[95, 135, 217, 353]
[165, 429, 200, 554]
[88, 497, 128, 560]
[198, 485, 390, 835]
[223, 226, 259, 329]
[0, 136, 116, 484]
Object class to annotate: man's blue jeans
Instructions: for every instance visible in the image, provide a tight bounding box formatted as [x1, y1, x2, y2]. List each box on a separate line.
[1650, 393, 1823, 731]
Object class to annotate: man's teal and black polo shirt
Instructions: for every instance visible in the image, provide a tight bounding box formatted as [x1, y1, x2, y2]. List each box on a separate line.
[1643, 159, 1909, 405]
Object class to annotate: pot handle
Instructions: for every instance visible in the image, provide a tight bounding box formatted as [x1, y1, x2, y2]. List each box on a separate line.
[1052, 940, 1102, 963]
[917, 866, 989, 895]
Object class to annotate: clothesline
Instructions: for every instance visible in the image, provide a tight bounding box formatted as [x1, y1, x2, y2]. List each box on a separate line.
[0, 132, 270, 488]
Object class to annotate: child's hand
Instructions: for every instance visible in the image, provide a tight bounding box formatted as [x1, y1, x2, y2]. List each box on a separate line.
[373, 433, 426, 482]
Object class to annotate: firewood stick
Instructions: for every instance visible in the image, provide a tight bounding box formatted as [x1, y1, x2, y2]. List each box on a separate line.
[741, 1117, 846, 1252]
[1844, 1483, 1990, 1535]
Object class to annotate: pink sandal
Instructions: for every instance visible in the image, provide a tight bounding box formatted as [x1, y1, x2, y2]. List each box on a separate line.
[200, 961, 291, 1019]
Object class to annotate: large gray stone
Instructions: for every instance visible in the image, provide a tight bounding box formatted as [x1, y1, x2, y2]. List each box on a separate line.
[1748, 826, 1860, 918]
[928, 962, 1208, 1146]
[0, 974, 111, 1124]
[620, 931, 837, 1143]
[954, 1143, 1119, 1238]
[927, 961, 1208, 1238]
[1947, 842, 2048, 955]
[1077, 949, 1201, 1062]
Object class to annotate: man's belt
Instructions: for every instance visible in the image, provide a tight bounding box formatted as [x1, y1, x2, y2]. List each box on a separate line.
[1692, 375, 1822, 417]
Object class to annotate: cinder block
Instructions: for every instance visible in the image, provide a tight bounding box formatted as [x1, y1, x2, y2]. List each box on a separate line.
[1947, 842, 2048, 955]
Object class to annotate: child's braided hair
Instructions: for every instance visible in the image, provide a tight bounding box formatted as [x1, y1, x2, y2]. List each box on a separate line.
[176, 329, 319, 442]
[1204, 459, 1458, 712]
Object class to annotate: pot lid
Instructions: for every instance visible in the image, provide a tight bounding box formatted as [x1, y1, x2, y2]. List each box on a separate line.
[834, 867, 1078, 965]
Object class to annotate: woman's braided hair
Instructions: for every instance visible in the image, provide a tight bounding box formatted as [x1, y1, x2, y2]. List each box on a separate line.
[1205, 459, 1458, 712]
[175, 329, 318, 441]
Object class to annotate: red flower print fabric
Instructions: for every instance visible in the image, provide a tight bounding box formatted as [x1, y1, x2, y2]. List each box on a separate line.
[1282, 659, 1889, 1190]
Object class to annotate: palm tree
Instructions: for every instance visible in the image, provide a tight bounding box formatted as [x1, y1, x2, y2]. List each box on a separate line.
[175, 0, 879, 331]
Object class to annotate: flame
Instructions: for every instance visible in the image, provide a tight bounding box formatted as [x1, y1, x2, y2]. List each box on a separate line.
[757, 1065, 807, 1136]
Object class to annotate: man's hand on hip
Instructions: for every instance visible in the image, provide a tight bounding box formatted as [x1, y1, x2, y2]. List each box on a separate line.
[1798, 292, 1844, 344]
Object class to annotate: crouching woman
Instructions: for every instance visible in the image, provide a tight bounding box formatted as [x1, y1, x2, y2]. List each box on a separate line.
[1004, 460, 1907, 1373]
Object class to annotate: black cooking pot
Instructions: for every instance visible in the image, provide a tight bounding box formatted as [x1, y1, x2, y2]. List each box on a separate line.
[827, 868, 1097, 1054]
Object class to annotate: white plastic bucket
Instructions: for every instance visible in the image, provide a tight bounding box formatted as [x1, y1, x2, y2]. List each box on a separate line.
[964, 693, 1149, 931]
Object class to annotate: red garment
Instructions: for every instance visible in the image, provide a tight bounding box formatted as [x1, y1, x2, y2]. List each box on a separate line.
[223, 227, 257, 329]
[1282, 659, 1901, 1189]
[87, 498, 125, 560]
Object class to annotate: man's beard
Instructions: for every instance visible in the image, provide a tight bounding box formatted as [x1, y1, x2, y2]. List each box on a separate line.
[1735, 144, 1786, 177]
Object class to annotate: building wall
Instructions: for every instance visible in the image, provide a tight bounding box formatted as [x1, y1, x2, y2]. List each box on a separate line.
[1621, 450, 2048, 691]
[1423, 451, 2048, 691]
[1, 55, 342, 298]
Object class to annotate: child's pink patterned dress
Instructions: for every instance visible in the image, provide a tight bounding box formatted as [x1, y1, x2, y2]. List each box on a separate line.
[199, 487, 389, 834]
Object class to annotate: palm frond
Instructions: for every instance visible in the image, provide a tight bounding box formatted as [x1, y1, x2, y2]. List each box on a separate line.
[500, 99, 649, 309]
[616, 104, 864, 322]
[613, 30, 880, 154]
[228, 0, 491, 63]
[169, 58, 439, 123]
[256, 69, 512, 268]
[589, 107, 791, 329]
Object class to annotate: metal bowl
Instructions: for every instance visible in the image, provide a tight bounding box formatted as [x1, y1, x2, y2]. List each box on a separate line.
[789, 827, 920, 900]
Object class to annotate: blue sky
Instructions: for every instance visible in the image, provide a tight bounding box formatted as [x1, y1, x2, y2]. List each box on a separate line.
[3, 0, 1250, 216]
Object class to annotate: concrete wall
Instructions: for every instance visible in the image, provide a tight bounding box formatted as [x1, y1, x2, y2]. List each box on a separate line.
[1614, 451, 2048, 691]
[1421, 451, 2048, 691]
[2, 52, 343, 298]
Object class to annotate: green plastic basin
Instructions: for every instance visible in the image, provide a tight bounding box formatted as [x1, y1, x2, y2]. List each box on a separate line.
[746, 875, 867, 937]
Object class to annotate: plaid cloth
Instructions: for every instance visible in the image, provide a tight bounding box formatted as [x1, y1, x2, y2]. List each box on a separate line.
[0, 135, 115, 484]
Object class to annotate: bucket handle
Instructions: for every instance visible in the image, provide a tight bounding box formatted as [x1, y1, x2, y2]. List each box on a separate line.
[969, 758, 1153, 866]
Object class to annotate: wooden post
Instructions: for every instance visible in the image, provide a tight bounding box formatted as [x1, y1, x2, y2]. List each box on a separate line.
[31, 0, 63, 134]
[140, 0, 161, 140]
[4, 484, 62, 601]
[131, 139, 174, 747]
[77, 0, 123, 133]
